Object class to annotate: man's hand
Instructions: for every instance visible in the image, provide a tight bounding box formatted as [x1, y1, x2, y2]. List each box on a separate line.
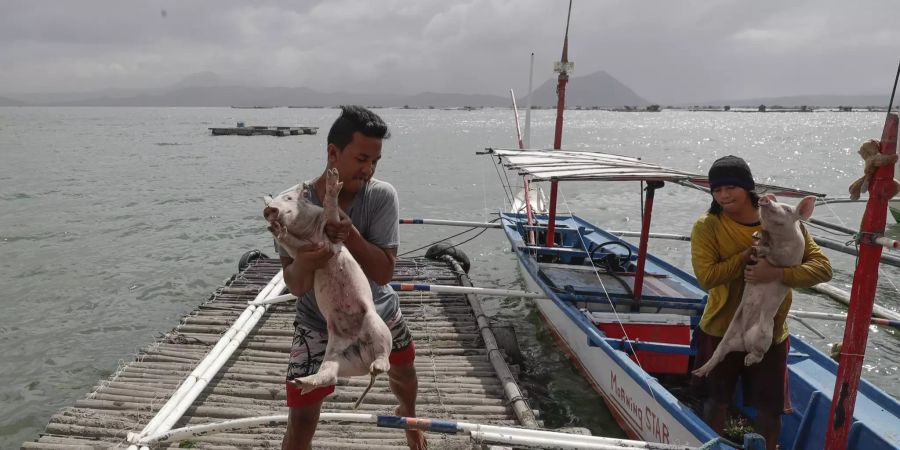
[281, 241, 334, 295]
[324, 210, 353, 243]
[744, 255, 784, 284]
[295, 241, 334, 271]
[740, 247, 754, 265]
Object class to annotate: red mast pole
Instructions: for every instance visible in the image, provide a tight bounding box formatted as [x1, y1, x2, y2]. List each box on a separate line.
[545, 0, 573, 248]
[632, 182, 663, 304]
[824, 112, 898, 450]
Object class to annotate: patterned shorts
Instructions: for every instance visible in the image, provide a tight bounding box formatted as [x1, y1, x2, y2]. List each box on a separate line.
[285, 309, 416, 406]
[690, 328, 792, 415]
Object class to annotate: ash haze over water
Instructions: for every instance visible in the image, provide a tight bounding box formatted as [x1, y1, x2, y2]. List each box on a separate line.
[2, 107, 900, 448]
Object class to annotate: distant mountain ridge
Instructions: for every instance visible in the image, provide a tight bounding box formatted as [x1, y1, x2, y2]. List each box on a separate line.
[0, 72, 889, 108]
[0, 96, 26, 106]
[522, 70, 651, 107]
[1, 71, 653, 108]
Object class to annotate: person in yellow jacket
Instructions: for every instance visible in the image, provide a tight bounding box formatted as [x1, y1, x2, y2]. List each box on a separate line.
[690, 155, 832, 450]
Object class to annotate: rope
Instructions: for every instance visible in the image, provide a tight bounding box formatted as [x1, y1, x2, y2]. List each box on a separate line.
[557, 190, 658, 404]
[411, 257, 449, 417]
[804, 220, 855, 237]
[492, 156, 515, 210]
[817, 198, 900, 298]
[698, 436, 743, 450]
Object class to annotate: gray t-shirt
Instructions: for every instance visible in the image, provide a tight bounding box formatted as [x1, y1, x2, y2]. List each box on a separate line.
[275, 177, 400, 333]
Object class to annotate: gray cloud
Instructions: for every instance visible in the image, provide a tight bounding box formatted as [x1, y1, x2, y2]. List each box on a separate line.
[1, 0, 897, 103]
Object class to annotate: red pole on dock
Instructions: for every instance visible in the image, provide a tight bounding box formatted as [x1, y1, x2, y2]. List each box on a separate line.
[545, 0, 573, 248]
[824, 112, 898, 450]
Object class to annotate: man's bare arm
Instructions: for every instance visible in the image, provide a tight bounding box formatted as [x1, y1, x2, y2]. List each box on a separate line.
[343, 225, 396, 285]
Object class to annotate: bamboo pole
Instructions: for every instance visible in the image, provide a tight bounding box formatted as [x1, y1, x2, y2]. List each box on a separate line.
[789, 309, 900, 329]
[441, 255, 540, 428]
[809, 283, 900, 321]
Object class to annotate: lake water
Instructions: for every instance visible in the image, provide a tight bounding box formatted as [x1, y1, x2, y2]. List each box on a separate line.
[1, 107, 899, 448]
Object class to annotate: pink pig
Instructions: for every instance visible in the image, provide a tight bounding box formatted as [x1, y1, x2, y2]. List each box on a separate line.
[693, 194, 817, 376]
[263, 168, 392, 408]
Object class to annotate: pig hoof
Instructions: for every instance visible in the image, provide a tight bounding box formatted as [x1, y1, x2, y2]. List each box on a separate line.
[370, 358, 390, 376]
[292, 376, 333, 396]
[325, 168, 343, 197]
[744, 353, 763, 366]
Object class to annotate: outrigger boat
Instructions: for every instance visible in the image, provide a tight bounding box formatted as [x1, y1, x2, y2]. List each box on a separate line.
[484, 148, 900, 450]
[478, 2, 900, 449]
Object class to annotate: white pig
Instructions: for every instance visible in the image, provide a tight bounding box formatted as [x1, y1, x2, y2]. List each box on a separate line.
[693, 194, 817, 376]
[263, 168, 392, 408]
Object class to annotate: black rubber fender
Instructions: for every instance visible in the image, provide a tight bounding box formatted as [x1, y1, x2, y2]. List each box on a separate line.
[238, 249, 269, 272]
[425, 242, 471, 274]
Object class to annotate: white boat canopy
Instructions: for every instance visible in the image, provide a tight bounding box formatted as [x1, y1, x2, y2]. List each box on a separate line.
[484, 147, 825, 198]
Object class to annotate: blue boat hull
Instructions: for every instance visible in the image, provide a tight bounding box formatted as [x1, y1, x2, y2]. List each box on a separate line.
[500, 212, 900, 450]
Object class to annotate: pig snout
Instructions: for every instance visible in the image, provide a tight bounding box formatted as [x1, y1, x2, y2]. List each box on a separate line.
[263, 206, 279, 222]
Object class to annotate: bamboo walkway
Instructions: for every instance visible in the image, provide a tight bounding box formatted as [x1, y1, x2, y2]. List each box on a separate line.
[23, 256, 537, 449]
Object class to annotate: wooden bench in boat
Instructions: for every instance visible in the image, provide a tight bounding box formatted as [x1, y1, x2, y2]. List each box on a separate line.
[537, 262, 700, 301]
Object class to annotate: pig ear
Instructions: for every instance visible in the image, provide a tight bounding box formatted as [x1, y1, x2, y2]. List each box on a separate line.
[765, 193, 777, 202]
[795, 196, 817, 220]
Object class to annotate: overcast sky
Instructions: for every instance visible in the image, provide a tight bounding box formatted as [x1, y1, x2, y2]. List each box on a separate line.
[1, 0, 898, 103]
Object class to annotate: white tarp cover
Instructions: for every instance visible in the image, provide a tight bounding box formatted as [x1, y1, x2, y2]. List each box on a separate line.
[485, 147, 824, 198]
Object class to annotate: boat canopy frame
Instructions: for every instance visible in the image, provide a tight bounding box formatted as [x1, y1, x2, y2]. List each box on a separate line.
[484, 146, 826, 305]
[484, 147, 826, 199]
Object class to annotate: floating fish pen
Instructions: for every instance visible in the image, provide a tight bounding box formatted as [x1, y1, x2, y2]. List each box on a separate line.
[22, 255, 543, 449]
[209, 125, 319, 137]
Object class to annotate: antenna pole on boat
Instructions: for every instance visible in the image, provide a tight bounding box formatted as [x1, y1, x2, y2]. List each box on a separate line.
[886, 59, 900, 118]
[824, 61, 900, 450]
[524, 52, 535, 148]
[510, 89, 537, 245]
[545, 0, 573, 248]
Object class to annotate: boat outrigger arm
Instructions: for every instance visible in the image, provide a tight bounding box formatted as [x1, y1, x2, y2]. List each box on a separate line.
[482, 146, 826, 304]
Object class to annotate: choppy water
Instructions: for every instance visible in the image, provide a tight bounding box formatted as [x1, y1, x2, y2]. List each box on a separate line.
[1, 107, 898, 448]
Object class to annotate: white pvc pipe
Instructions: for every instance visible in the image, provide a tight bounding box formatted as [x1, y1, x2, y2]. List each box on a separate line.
[393, 283, 548, 299]
[250, 292, 296, 306]
[128, 272, 285, 449]
[155, 304, 270, 433]
[399, 218, 502, 228]
[608, 230, 691, 241]
[141, 413, 699, 449]
[874, 235, 900, 249]
[143, 414, 289, 444]
[455, 422, 690, 448]
[470, 430, 670, 450]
